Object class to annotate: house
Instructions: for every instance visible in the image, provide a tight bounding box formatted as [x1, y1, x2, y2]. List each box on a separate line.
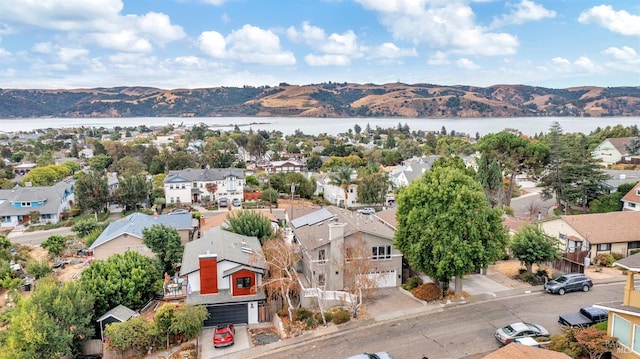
[89, 212, 196, 260]
[0, 179, 75, 227]
[78, 147, 94, 159]
[290, 206, 402, 296]
[592, 137, 634, 164]
[540, 212, 640, 271]
[594, 252, 640, 358]
[313, 172, 360, 208]
[96, 304, 138, 341]
[261, 160, 305, 174]
[106, 172, 119, 195]
[12, 163, 37, 175]
[481, 342, 570, 359]
[389, 161, 433, 188]
[180, 227, 266, 327]
[164, 168, 245, 205]
[621, 182, 640, 211]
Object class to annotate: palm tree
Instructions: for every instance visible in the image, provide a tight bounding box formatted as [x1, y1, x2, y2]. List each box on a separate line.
[329, 165, 357, 208]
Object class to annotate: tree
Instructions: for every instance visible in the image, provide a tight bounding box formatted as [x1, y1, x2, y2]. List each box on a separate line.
[80, 251, 162, 321]
[590, 182, 637, 213]
[75, 171, 110, 218]
[573, 326, 618, 359]
[356, 167, 388, 205]
[477, 131, 549, 206]
[1, 277, 94, 359]
[329, 165, 357, 208]
[394, 166, 509, 296]
[40, 234, 67, 258]
[306, 153, 323, 172]
[169, 305, 209, 340]
[247, 132, 268, 160]
[258, 237, 301, 322]
[88, 153, 113, 172]
[142, 224, 184, 276]
[397, 139, 422, 160]
[116, 173, 150, 211]
[71, 218, 103, 238]
[475, 153, 504, 208]
[224, 210, 274, 244]
[341, 234, 379, 317]
[626, 136, 640, 155]
[510, 225, 561, 273]
[104, 316, 158, 355]
[25, 258, 53, 279]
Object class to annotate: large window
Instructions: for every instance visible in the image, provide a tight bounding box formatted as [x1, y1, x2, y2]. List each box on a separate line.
[597, 243, 611, 251]
[633, 324, 640, 353]
[318, 249, 326, 263]
[372, 245, 392, 260]
[629, 241, 640, 250]
[236, 277, 251, 288]
[613, 314, 631, 348]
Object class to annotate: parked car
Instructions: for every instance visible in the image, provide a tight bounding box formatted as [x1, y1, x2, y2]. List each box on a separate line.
[544, 272, 593, 295]
[494, 322, 549, 345]
[218, 197, 228, 208]
[213, 323, 235, 348]
[344, 352, 394, 359]
[357, 207, 375, 215]
[232, 198, 242, 207]
[558, 306, 608, 327]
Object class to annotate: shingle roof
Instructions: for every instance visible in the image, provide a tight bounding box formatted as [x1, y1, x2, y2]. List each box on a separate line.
[96, 304, 137, 323]
[621, 182, 640, 205]
[0, 179, 74, 216]
[164, 168, 245, 183]
[90, 212, 193, 250]
[291, 206, 395, 251]
[482, 342, 570, 359]
[180, 227, 265, 275]
[614, 252, 640, 271]
[374, 208, 397, 229]
[560, 211, 640, 244]
[606, 137, 634, 155]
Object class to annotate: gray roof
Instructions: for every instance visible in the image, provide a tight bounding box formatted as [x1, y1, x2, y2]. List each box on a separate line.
[291, 206, 396, 251]
[0, 179, 74, 216]
[164, 168, 245, 183]
[90, 212, 193, 250]
[180, 227, 265, 276]
[614, 252, 640, 272]
[186, 288, 266, 305]
[96, 304, 137, 323]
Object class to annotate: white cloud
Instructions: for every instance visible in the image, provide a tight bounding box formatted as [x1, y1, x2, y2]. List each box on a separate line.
[305, 54, 351, 66]
[0, 48, 10, 58]
[370, 42, 417, 59]
[355, 0, 519, 56]
[200, 0, 225, 5]
[603, 46, 640, 63]
[32, 42, 55, 54]
[574, 56, 595, 71]
[287, 22, 326, 44]
[57, 47, 89, 62]
[578, 5, 640, 36]
[174, 56, 207, 68]
[492, 0, 556, 27]
[428, 51, 450, 65]
[136, 12, 186, 45]
[198, 25, 296, 66]
[550, 56, 600, 73]
[456, 58, 479, 70]
[92, 31, 153, 53]
[551, 57, 571, 66]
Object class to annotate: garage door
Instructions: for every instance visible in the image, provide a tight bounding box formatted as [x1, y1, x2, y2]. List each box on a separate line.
[359, 270, 396, 288]
[204, 303, 248, 327]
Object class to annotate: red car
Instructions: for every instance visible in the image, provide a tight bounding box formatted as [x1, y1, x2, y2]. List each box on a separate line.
[213, 323, 235, 348]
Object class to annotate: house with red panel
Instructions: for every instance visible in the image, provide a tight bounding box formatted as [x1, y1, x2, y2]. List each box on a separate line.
[180, 227, 266, 327]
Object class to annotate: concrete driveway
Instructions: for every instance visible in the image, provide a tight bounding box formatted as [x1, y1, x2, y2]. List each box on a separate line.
[200, 325, 251, 358]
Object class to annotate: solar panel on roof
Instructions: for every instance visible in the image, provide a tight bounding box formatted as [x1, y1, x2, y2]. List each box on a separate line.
[291, 208, 334, 228]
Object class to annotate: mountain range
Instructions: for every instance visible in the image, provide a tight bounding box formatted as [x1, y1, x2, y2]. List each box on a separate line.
[1, 83, 639, 118]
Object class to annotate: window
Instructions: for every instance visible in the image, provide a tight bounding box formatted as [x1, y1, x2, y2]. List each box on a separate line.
[21, 202, 31, 207]
[372, 245, 392, 260]
[345, 247, 353, 262]
[170, 197, 174, 203]
[318, 249, 326, 263]
[629, 242, 640, 250]
[597, 243, 611, 251]
[236, 277, 251, 288]
[630, 203, 637, 208]
[1, 216, 10, 223]
[633, 324, 640, 353]
[181, 184, 186, 189]
[613, 314, 631, 348]
[318, 274, 325, 286]
[170, 185, 174, 189]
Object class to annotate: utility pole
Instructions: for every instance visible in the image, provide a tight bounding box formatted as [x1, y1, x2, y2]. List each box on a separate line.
[290, 182, 298, 220]
[268, 174, 272, 213]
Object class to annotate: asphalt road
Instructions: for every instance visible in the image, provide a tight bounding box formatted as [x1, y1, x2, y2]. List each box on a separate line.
[6, 226, 74, 246]
[254, 282, 623, 359]
[509, 188, 555, 220]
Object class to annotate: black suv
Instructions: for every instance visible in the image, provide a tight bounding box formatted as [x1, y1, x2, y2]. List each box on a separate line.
[544, 273, 593, 295]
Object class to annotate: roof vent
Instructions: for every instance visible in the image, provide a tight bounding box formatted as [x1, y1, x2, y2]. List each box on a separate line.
[241, 246, 253, 253]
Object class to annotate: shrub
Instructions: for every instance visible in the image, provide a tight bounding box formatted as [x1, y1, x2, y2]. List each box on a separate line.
[332, 308, 350, 325]
[315, 311, 332, 323]
[631, 249, 640, 256]
[518, 272, 538, 284]
[402, 276, 423, 290]
[503, 206, 514, 216]
[595, 253, 615, 267]
[295, 307, 313, 322]
[536, 269, 548, 278]
[303, 316, 316, 329]
[594, 321, 608, 331]
[611, 252, 624, 261]
[180, 342, 196, 351]
[518, 268, 528, 275]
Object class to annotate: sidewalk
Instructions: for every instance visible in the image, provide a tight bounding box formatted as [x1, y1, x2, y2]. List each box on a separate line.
[218, 266, 627, 359]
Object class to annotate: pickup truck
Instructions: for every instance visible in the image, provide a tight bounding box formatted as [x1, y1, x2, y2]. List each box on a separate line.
[558, 306, 608, 327]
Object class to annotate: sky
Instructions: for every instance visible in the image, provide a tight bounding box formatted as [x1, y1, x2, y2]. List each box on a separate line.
[0, 0, 638, 90]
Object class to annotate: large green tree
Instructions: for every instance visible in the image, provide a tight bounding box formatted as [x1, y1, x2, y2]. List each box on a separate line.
[142, 224, 184, 276]
[225, 209, 274, 244]
[75, 170, 110, 218]
[356, 165, 389, 205]
[475, 153, 505, 208]
[394, 166, 508, 296]
[510, 224, 561, 273]
[116, 173, 151, 211]
[329, 165, 357, 208]
[80, 251, 162, 321]
[1, 277, 94, 359]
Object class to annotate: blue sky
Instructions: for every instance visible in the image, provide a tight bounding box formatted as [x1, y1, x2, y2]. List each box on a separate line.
[0, 0, 637, 89]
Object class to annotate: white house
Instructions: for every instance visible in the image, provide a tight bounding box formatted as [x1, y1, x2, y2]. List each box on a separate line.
[592, 137, 634, 164]
[164, 168, 245, 205]
[0, 179, 75, 227]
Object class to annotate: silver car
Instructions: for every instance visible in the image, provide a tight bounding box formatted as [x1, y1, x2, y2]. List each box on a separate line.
[344, 352, 394, 359]
[494, 322, 549, 345]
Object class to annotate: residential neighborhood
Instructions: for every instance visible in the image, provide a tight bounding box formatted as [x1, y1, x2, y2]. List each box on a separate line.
[1, 121, 640, 358]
